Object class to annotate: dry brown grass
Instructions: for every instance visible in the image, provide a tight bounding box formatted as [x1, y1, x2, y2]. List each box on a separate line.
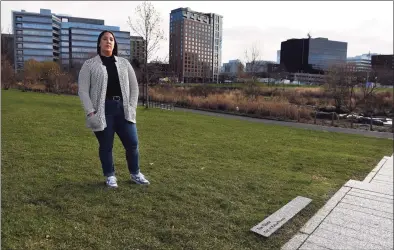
[149, 84, 393, 121]
[149, 87, 313, 121]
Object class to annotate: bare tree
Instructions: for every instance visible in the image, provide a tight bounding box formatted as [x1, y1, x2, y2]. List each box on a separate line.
[1, 57, 15, 90]
[325, 63, 377, 116]
[146, 55, 169, 84]
[127, 1, 165, 107]
[325, 64, 358, 113]
[237, 62, 245, 79]
[244, 44, 261, 82]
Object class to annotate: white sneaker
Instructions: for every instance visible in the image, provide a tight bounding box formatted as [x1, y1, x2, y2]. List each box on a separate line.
[131, 172, 150, 185]
[106, 176, 118, 188]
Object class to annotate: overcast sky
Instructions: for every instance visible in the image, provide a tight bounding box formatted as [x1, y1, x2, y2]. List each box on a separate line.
[1, 1, 393, 63]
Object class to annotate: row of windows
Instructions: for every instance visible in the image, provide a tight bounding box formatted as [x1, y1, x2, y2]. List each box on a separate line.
[184, 51, 212, 57]
[71, 53, 89, 59]
[309, 50, 346, 56]
[184, 42, 213, 50]
[185, 57, 213, 62]
[170, 23, 212, 32]
[185, 23, 212, 32]
[70, 29, 129, 38]
[16, 29, 52, 37]
[16, 43, 53, 49]
[118, 51, 131, 57]
[184, 68, 212, 72]
[71, 41, 96, 47]
[71, 47, 96, 53]
[69, 35, 129, 44]
[61, 22, 119, 31]
[184, 72, 212, 77]
[19, 36, 52, 43]
[15, 15, 52, 24]
[17, 49, 53, 56]
[20, 23, 53, 30]
[184, 40, 212, 47]
[185, 36, 212, 41]
[185, 63, 212, 69]
[184, 30, 213, 37]
[61, 35, 69, 41]
[61, 53, 70, 59]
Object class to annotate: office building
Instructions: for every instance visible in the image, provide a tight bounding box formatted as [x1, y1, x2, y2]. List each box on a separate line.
[130, 36, 146, 65]
[280, 37, 347, 74]
[277, 50, 280, 64]
[347, 53, 377, 72]
[371, 54, 393, 70]
[11, 8, 130, 71]
[245, 60, 276, 73]
[169, 7, 223, 83]
[12, 9, 59, 71]
[371, 54, 393, 86]
[222, 59, 243, 76]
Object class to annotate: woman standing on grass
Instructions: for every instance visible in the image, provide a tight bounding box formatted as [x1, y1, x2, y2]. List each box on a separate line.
[78, 30, 149, 188]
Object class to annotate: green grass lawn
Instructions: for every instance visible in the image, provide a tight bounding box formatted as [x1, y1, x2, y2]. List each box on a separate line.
[2, 89, 392, 250]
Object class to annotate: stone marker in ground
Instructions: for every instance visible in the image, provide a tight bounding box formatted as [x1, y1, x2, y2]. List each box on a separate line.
[251, 196, 312, 237]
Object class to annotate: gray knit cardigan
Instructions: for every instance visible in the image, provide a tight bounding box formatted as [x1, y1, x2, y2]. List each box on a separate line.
[78, 55, 139, 131]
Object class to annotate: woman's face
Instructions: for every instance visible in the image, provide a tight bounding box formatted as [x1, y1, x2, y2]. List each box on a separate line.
[100, 32, 115, 56]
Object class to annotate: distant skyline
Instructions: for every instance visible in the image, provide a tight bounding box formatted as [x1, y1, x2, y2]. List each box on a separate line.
[1, 1, 393, 63]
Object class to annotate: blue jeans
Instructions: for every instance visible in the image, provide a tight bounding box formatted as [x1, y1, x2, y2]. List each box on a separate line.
[94, 100, 139, 177]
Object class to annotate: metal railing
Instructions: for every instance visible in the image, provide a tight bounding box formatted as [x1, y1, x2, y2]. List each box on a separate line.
[138, 95, 175, 111]
[147, 100, 175, 111]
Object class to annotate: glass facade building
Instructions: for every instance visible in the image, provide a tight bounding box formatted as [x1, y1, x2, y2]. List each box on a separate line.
[347, 53, 377, 72]
[12, 9, 60, 70]
[280, 37, 347, 74]
[308, 38, 347, 71]
[12, 8, 130, 71]
[169, 7, 223, 83]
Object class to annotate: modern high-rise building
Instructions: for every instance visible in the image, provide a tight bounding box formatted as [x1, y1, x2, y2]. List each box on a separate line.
[169, 7, 223, 83]
[130, 36, 146, 65]
[245, 60, 277, 73]
[347, 53, 377, 72]
[280, 37, 347, 74]
[371, 54, 393, 86]
[371, 54, 393, 70]
[277, 50, 281, 64]
[12, 9, 59, 71]
[11, 8, 130, 71]
[222, 59, 243, 77]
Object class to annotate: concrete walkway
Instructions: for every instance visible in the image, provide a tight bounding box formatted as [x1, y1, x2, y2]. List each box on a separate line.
[174, 107, 393, 140]
[282, 154, 393, 250]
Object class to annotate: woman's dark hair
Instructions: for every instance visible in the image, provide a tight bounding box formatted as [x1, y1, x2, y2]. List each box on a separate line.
[97, 30, 118, 56]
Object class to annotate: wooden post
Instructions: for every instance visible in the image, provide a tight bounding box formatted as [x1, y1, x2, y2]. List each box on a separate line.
[331, 112, 335, 126]
[314, 111, 317, 124]
[370, 115, 373, 131]
[351, 117, 354, 128]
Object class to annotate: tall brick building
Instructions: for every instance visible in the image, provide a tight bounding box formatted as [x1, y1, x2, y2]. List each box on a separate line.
[169, 7, 223, 83]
